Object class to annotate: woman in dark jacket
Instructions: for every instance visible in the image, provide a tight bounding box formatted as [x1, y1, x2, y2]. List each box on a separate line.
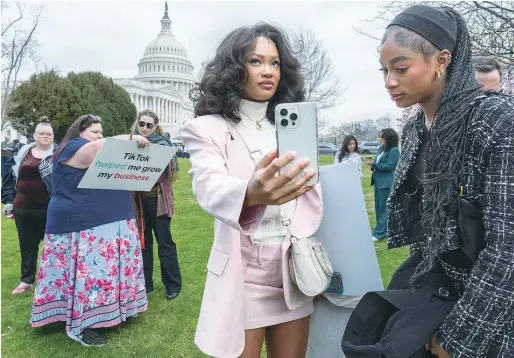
[1, 117, 55, 295]
[343, 5, 513, 358]
[366, 128, 399, 241]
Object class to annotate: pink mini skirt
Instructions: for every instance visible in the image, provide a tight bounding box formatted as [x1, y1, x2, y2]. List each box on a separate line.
[243, 243, 314, 330]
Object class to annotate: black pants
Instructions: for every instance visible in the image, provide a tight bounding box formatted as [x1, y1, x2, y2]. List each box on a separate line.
[13, 207, 47, 285]
[141, 196, 182, 293]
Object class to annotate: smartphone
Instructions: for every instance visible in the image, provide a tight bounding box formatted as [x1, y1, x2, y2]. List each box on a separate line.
[275, 102, 319, 186]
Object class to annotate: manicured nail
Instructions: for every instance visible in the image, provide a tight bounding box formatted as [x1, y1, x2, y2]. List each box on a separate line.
[289, 151, 297, 157]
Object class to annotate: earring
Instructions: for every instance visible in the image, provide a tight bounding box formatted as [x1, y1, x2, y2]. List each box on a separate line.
[437, 70, 443, 79]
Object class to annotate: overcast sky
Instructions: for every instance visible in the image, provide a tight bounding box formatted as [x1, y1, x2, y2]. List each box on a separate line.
[11, 1, 403, 128]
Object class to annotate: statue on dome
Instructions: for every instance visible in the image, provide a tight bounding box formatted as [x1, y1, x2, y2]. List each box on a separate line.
[165, 2, 168, 14]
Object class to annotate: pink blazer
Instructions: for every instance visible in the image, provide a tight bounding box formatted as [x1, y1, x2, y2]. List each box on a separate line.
[182, 115, 323, 358]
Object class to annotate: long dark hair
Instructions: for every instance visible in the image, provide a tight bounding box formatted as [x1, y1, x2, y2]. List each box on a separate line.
[190, 22, 304, 124]
[383, 7, 482, 277]
[378, 128, 399, 152]
[338, 135, 359, 162]
[53, 114, 102, 162]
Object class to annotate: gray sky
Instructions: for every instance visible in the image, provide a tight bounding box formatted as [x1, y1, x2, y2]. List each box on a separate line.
[14, 1, 402, 128]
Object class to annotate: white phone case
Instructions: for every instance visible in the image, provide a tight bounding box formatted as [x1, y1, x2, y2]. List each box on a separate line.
[275, 102, 319, 186]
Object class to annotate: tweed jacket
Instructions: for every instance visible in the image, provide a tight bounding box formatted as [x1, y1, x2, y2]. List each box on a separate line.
[386, 92, 514, 358]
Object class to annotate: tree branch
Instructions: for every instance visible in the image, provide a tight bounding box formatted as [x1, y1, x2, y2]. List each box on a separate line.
[473, 1, 514, 29]
[1, 2, 24, 37]
[352, 26, 381, 41]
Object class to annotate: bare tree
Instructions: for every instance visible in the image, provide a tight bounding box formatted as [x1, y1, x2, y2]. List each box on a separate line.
[324, 115, 398, 144]
[291, 28, 345, 112]
[397, 104, 420, 126]
[1, 2, 44, 130]
[357, 1, 514, 67]
[355, 1, 514, 126]
[374, 115, 394, 129]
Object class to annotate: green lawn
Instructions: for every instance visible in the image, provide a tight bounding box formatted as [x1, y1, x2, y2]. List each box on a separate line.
[1, 155, 408, 357]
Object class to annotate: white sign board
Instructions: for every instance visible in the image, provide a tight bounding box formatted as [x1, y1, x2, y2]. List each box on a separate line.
[315, 162, 383, 295]
[78, 138, 177, 192]
[307, 162, 384, 358]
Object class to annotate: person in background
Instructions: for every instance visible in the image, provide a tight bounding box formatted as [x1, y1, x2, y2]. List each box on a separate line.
[473, 57, 502, 92]
[1, 117, 55, 295]
[183, 23, 322, 358]
[12, 139, 23, 155]
[30, 114, 149, 347]
[365, 128, 399, 242]
[2, 131, 15, 174]
[131, 110, 181, 300]
[334, 135, 362, 177]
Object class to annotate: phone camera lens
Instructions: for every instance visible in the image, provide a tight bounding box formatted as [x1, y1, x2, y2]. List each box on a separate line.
[280, 118, 288, 127]
[291, 121, 296, 126]
[290, 113, 297, 120]
[280, 108, 288, 116]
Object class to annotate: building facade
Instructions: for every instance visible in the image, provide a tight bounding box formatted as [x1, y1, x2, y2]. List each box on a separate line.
[114, 2, 195, 137]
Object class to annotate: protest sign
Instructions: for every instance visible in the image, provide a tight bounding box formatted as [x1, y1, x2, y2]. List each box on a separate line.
[307, 162, 384, 358]
[78, 138, 177, 191]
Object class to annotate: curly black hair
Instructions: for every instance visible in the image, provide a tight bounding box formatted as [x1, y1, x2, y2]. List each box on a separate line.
[189, 22, 305, 124]
[378, 128, 399, 151]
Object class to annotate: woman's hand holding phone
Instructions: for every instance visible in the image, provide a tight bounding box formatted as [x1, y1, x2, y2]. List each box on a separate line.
[243, 149, 316, 208]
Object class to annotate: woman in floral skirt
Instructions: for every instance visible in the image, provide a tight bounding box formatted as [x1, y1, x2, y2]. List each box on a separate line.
[30, 114, 149, 346]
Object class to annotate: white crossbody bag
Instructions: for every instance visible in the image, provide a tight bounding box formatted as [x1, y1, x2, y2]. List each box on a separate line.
[229, 122, 333, 297]
[278, 207, 334, 296]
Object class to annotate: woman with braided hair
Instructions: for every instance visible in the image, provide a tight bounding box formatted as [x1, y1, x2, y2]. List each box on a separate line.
[342, 5, 514, 358]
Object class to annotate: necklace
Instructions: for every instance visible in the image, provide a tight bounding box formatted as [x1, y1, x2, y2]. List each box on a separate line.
[239, 109, 266, 130]
[255, 116, 266, 130]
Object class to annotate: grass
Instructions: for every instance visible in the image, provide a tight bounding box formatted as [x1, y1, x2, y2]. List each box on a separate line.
[1, 155, 408, 358]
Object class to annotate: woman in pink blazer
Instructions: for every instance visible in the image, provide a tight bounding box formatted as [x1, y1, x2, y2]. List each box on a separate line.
[182, 23, 323, 358]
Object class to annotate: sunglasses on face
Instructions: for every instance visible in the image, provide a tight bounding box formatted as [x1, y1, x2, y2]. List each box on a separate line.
[138, 121, 154, 129]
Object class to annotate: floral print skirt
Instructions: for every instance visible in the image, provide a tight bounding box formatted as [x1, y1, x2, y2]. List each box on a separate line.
[30, 219, 147, 338]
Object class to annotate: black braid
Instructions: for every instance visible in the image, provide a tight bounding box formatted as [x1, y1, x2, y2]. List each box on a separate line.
[413, 7, 482, 279]
[384, 7, 482, 280]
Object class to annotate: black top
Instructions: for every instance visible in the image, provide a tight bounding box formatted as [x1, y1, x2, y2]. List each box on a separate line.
[403, 125, 429, 244]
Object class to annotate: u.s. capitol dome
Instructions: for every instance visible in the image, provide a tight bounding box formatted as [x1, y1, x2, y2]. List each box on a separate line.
[114, 2, 195, 137]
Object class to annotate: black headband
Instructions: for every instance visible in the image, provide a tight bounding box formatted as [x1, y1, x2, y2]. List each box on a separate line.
[387, 5, 457, 52]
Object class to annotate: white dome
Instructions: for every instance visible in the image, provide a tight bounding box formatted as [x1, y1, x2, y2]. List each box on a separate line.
[144, 33, 188, 58]
[134, 2, 195, 91]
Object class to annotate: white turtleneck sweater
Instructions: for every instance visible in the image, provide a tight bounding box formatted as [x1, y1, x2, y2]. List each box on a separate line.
[236, 99, 296, 245]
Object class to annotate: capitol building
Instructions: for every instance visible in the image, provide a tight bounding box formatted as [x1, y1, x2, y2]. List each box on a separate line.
[114, 2, 195, 137]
